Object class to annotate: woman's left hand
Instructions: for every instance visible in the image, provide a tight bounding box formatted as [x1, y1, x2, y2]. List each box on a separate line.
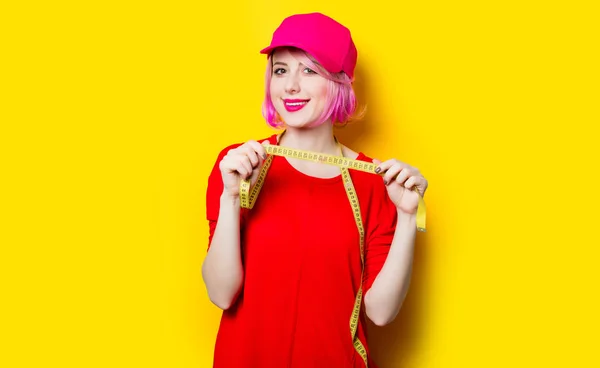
[373, 158, 428, 214]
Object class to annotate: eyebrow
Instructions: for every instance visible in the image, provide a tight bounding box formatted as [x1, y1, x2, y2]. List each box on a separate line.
[273, 61, 311, 69]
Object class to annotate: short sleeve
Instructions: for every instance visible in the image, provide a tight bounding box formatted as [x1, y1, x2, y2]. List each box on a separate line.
[363, 181, 398, 293]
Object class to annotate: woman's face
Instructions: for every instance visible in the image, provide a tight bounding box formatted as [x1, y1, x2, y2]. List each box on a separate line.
[270, 48, 329, 128]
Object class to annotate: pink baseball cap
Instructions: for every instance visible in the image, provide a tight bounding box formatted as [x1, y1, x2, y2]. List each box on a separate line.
[260, 12, 358, 79]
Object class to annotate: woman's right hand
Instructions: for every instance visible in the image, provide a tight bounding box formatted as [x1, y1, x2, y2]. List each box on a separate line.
[219, 140, 270, 199]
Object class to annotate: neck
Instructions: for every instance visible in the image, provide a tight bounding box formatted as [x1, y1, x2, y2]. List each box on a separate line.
[278, 122, 339, 155]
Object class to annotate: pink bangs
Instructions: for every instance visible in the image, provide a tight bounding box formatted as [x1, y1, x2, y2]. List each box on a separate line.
[261, 47, 360, 128]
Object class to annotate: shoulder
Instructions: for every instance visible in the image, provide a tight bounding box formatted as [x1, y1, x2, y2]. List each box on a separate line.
[350, 151, 396, 214]
[344, 149, 391, 201]
[340, 144, 374, 163]
[344, 149, 385, 189]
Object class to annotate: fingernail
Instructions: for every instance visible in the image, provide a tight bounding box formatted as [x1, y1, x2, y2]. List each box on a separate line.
[383, 180, 388, 185]
[375, 167, 381, 173]
[263, 154, 267, 159]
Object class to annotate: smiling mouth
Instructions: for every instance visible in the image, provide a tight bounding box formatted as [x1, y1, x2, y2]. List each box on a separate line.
[283, 99, 310, 112]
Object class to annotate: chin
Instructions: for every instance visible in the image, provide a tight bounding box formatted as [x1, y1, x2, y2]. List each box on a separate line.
[279, 113, 314, 128]
[283, 120, 313, 129]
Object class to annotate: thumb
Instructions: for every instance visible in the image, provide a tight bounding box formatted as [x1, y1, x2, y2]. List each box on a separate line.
[260, 140, 271, 159]
[372, 158, 382, 165]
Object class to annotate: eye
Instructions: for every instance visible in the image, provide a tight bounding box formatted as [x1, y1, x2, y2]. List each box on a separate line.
[303, 67, 317, 74]
[274, 68, 286, 75]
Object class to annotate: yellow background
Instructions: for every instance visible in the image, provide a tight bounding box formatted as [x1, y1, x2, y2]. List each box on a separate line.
[1, 0, 599, 367]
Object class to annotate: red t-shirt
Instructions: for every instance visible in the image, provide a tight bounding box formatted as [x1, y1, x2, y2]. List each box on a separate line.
[206, 134, 397, 368]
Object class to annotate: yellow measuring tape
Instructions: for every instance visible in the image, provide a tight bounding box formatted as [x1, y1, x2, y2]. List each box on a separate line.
[239, 141, 426, 367]
[240, 144, 426, 232]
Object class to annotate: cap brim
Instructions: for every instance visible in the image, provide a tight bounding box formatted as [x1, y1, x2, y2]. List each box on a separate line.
[259, 42, 311, 55]
[260, 45, 275, 54]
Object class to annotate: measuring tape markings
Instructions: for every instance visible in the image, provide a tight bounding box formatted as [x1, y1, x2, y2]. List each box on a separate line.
[341, 166, 369, 367]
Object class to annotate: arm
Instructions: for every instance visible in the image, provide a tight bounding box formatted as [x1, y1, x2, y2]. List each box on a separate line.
[364, 211, 416, 326]
[201, 194, 244, 310]
[201, 140, 268, 310]
[364, 157, 428, 326]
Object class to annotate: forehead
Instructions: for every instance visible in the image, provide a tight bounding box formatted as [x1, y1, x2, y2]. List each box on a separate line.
[272, 48, 301, 62]
[271, 48, 323, 71]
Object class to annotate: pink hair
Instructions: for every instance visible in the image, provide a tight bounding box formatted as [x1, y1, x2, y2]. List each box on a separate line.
[261, 47, 362, 128]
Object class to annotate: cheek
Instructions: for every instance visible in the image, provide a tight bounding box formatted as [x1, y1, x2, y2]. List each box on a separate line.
[311, 78, 329, 98]
[319, 85, 328, 99]
[269, 82, 276, 97]
[270, 78, 284, 95]
[269, 82, 285, 112]
[313, 82, 328, 104]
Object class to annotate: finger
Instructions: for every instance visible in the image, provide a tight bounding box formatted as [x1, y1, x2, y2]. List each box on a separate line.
[404, 175, 417, 190]
[239, 155, 253, 177]
[261, 140, 271, 157]
[394, 167, 412, 186]
[242, 142, 260, 167]
[410, 176, 428, 196]
[221, 156, 245, 176]
[235, 161, 251, 179]
[219, 155, 238, 171]
[226, 155, 252, 178]
[421, 178, 428, 195]
[375, 159, 407, 175]
[383, 164, 403, 185]
[372, 158, 382, 166]
[404, 175, 426, 195]
[247, 140, 268, 160]
[241, 145, 260, 167]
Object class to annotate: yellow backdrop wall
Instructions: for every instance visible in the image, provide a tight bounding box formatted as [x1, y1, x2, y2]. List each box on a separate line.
[1, 1, 598, 367]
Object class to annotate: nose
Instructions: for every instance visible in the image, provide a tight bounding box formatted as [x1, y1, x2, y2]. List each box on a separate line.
[284, 72, 301, 94]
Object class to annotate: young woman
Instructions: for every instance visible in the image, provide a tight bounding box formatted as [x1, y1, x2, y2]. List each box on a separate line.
[202, 12, 428, 368]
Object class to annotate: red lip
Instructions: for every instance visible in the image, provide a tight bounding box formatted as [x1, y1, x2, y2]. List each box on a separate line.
[283, 99, 310, 112]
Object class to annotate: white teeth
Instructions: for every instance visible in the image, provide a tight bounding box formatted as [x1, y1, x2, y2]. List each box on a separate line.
[286, 102, 308, 106]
